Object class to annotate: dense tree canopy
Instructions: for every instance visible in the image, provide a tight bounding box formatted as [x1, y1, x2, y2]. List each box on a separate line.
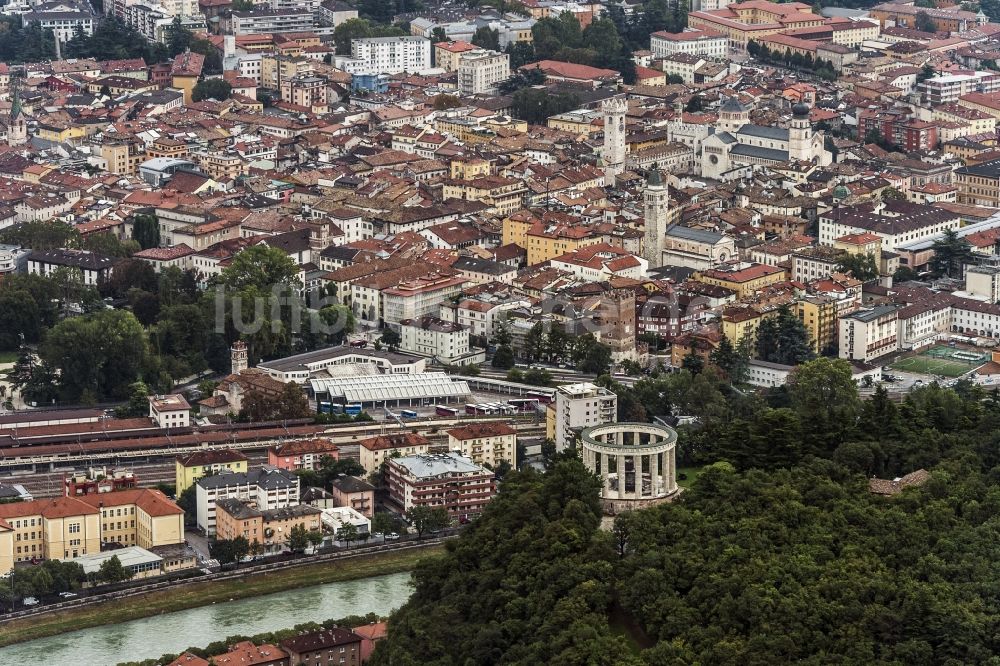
[374, 363, 1000, 664]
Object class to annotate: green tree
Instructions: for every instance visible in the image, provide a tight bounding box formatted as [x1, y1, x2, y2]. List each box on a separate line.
[115, 381, 150, 418]
[41, 309, 150, 401]
[432, 93, 461, 110]
[336, 522, 359, 548]
[132, 213, 161, 250]
[492, 345, 515, 369]
[406, 506, 449, 538]
[166, 18, 192, 57]
[836, 252, 879, 281]
[755, 305, 815, 366]
[0, 220, 79, 250]
[219, 245, 299, 291]
[931, 228, 974, 278]
[894, 265, 920, 282]
[472, 26, 500, 51]
[787, 357, 859, 455]
[286, 524, 311, 552]
[96, 555, 133, 584]
[915, 10, 937, 32]
[431, 26, 448, 43]
[380, 327, 401, 350]
[192, 78, 232, 102]
[685, 95, 704, 112]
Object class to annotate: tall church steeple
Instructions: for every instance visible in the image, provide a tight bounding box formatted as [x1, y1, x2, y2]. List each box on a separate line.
[643, 166, 669, 269]
[6, 79, 27, 147]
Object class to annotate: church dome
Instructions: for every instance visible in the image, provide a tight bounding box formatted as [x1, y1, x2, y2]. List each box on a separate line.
[833, 184, 850, 200]
[792, 102, 811, 117]
[647, 168, 663, 187]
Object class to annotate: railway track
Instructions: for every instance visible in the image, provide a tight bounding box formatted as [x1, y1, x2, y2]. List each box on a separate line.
[0, 417, 546, 475]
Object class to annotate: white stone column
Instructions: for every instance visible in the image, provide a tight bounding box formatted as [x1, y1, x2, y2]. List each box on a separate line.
[600, 452, 610, 498]
[667, 449, 676, 492]
[617, 454, 626, 499]
[651, 451, 660, 496]
[635, 455, 645, 498]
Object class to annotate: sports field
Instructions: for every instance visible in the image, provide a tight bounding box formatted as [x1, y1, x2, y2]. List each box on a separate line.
[891, 345, 987, 378]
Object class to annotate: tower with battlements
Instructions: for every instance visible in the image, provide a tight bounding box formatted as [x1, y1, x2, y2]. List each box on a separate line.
[602, 97, 627, 187]
[643, 167, 669, 268]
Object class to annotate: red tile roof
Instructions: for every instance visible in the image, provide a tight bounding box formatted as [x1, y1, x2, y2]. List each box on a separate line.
[446, 422, 517, 440]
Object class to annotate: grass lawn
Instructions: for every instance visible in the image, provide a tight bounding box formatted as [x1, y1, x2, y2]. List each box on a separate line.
[891, 355, 974, 378]
[0, 545, 443, 648]
[0, 352, 17, 365]
[677, 465, 705, 489]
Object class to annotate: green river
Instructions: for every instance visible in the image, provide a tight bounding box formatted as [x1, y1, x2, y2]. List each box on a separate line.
[0, 571, 413, 665]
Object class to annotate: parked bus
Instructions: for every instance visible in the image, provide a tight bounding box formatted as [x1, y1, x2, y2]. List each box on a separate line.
[400, 409, 418, 419]
[436, 405, 459, 417]
[345, 404, 362, 416]
[508, 398, 539, 412]
[527, 391, 554, 404]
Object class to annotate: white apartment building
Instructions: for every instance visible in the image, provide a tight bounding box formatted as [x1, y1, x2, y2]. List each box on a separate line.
[818, 201, 961, 252]
[238, 55, 263, 84]
[919, 72, 1000, 105]
[457, 49, 510, 96]
[839, 305, 900, 363]
[399, 316, 471, 364]
[650, 29, 727, 59]
[22, 10, 95, 43]
[231, 8, 313, 35]
[350, 36, 431, 74]
[553, 382, 618, 452]
[0, 244, 29, 274]
[446, 422, 517, 468]
[195, 467, 299, 535]
[454, 298, 530, 338]
[965, 265, 1000, 302]
[897, 302, 951, 350]
[382, 274, 467, 325]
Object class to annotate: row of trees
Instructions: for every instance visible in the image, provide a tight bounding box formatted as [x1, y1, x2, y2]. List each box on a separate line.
[490, 321, 612, 375]
[746, 40, 839, 82]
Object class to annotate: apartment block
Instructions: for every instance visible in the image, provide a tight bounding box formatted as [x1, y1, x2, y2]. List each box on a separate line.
[551, 382, 618, 451]
[350, 36, 431, 74]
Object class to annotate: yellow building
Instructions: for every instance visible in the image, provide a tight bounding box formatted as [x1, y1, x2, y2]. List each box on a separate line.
[36, 123, 86, 144]
[0, 488, 184, 572]
[175, 449, 249, 494]
[260, 55, 315, 90]
[833, 231, 882, 266]
[442, 175, 527, 216]
[796, 295, 838, 354]
[434, 40, 476, 71]
[525, 222, 603, 265]
[721, 306, 775, 347]
[359, 433, 432, 473]
[97, 141, 146, 176]
[450, 157, 492, 180]
[446, 422, 517, 468]
[546, 109, 603, 136]
[82, 489, 186, 551]
[695, 263, 786, 298]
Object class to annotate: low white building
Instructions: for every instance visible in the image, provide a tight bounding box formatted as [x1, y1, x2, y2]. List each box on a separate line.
[399, 316, 477, 365]
[147, 394, 190, 428]
[257, 346, 427, 383]
[650, 28, 727, 59]
[745, 359, 793, 387]
[321, 506, 370, 543]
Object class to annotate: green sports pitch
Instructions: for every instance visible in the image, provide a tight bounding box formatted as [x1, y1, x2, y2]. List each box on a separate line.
[891, 347, 987, 378]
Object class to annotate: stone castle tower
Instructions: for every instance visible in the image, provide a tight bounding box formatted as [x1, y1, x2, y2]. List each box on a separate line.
[643, 167, 669, 268]
[788, 102, 812, 161]
[601, 96, 627, 187]
[231, 340, 248, 374]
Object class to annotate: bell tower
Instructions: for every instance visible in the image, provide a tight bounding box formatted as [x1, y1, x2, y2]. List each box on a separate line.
[231, 340, 248, 374]
[788, 102, 812, 161]
[601, 96, 627, 187]
[6, 78, 27, 147]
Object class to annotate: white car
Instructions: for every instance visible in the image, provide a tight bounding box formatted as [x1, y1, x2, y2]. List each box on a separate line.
[385, 533, 400, 540]
[22, 597, 38, 606]
[57, 592, 77, 598]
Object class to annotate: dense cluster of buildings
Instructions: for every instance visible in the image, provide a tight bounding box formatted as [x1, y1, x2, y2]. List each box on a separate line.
[4, 0, 1000, 591]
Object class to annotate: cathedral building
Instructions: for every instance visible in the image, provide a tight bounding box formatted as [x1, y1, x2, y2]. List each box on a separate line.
[699, 98, 831, 180]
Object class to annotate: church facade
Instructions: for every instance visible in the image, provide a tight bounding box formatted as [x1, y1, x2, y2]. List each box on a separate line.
[698, 98, 831, 180]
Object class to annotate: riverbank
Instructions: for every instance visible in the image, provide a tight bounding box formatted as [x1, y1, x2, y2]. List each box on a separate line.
[0, 544, 443, 648]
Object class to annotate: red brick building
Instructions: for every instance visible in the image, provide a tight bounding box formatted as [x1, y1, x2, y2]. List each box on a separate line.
[267, 438, 340, 471]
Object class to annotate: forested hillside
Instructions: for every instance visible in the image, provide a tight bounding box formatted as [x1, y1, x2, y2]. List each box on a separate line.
[372, 362, 1000, 665]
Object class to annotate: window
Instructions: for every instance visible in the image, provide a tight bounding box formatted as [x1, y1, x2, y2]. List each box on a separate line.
[69, 523, 80, 534]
